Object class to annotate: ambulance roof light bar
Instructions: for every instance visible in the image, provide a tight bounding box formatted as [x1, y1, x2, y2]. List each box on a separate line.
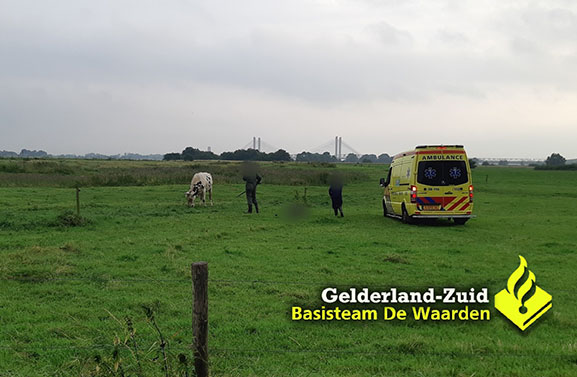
[415, 145, 464, 149]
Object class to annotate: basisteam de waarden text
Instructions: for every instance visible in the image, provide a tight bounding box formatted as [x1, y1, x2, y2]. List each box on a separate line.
[291, 287, 492, 322]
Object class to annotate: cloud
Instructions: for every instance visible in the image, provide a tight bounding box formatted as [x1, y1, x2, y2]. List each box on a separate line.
[1, 0, 577, 157]
[3, 1, 577, 103]
[437, 29, 469, 45]
[521, 7, 577, 41]
[509, 37, 541, 56]
[495, 5, 577, 57]
[366, 21, 413, 46]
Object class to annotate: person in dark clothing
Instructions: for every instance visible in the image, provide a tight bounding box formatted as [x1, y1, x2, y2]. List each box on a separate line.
[242, 163, 262, 213]
[328, 175, 344, 217]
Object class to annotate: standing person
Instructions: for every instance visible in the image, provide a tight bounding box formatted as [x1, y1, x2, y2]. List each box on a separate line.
[329, 174, 344, 217]
[242, 163, 262, 214]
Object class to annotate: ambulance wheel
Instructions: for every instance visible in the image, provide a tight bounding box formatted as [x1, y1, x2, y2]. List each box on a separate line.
[382, 199, 388, 217]
[401, 205, 412, 224]
[454, 218, 469, 225]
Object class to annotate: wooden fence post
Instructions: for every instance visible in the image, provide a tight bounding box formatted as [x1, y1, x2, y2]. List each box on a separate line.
[76, 187, 81, 216]
[191, 262, 209, 377]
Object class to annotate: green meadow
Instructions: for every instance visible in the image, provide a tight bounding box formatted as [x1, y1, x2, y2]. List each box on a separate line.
[0, 159, 576, 376]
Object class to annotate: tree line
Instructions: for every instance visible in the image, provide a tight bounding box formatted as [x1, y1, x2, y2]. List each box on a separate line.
[294, 152, 392, 163]
[164, 147, 393, 163]
[164, 147, 292, 161]
[535, 153, 576, 170]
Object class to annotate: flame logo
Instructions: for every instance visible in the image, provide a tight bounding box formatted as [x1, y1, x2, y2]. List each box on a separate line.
[495, 254, 552, 331]
[506, 256, 537, 314]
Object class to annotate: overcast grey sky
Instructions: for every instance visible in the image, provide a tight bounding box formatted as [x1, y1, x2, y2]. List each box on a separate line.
[1, 0, 577, 158]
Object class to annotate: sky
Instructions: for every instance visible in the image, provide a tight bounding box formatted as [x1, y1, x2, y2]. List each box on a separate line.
[1, 0, 577, 159]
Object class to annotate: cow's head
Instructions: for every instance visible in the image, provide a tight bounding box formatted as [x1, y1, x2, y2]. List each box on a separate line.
[185, 182, 204, 206]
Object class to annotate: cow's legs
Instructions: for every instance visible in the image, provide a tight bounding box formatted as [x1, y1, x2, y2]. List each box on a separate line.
[209, 189, 213, 206]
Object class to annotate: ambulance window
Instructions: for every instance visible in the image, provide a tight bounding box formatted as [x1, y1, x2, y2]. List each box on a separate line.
[445, 162, 468, 185]
[384, 167, 392, 186]
[418, 162, 443, 186]
[417, 161, 468, 186]
[391, 164, 402, 186]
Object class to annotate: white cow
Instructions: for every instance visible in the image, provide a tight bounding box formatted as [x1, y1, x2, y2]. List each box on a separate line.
[185, 172, 213, 207]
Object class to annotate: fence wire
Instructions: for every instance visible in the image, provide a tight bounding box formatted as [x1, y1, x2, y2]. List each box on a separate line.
[0, 344, 573, 360]
[0, 275, 571, 293]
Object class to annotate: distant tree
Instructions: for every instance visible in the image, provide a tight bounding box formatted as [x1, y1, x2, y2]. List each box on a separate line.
[377, 153, 392, 163]
[85, 153, 110, 159]
[296, 151, 336, 163]
[163, 152, 182, 161]
[220, 148, 265, 161]
[360, 154, 378, 163]
[482, 161, 490, 166]
[181, 147, 218, 161]
[344, 153, 358, 163]
[545, 153, 566, 166]
[218, 148, 291, 161]
[19, 149, 48, 158]
[323, 152, 338, 162]
[498, 160, 508, 166]
[469, 159, 477, 169]
[0, 150, 18, 158]
[119, 153, 163, 160]
[267, 149, 292, 161]
[295, 152, 311, 162]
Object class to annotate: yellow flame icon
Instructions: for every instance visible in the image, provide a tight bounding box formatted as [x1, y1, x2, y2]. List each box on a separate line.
[506, 256, 536, 314]
[495, 255, 552, 331]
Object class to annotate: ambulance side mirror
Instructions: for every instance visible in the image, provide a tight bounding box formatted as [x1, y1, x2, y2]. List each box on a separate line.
[379, 178, 386, 187]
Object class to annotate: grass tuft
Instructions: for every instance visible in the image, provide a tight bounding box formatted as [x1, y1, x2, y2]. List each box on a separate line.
[54, 211, 90, 227]
[383, 254, 410, 264]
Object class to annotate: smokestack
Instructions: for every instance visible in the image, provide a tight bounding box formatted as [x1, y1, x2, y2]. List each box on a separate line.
[253, 137, 256, 150]
[335, 136, 338, 157]
[339, 137, 342, 160]
[208, 146, 211, 152]
[258, 137, 261, 151]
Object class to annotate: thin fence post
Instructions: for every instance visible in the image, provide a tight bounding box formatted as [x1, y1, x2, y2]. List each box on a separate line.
[191, 262, 209, 377]
[76, 187, 81, 216]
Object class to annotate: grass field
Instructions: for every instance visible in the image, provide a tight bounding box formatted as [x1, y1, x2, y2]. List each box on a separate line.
[1, 160, 576, 376]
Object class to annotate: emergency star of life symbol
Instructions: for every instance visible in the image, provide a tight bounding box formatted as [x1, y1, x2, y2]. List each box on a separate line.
[424, 167, 436, 179]
[494, 256, 552, 331]
[449, 167, 461, 179]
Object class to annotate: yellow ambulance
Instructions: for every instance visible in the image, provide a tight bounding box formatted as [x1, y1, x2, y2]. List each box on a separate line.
[379, 145, 474, 225]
